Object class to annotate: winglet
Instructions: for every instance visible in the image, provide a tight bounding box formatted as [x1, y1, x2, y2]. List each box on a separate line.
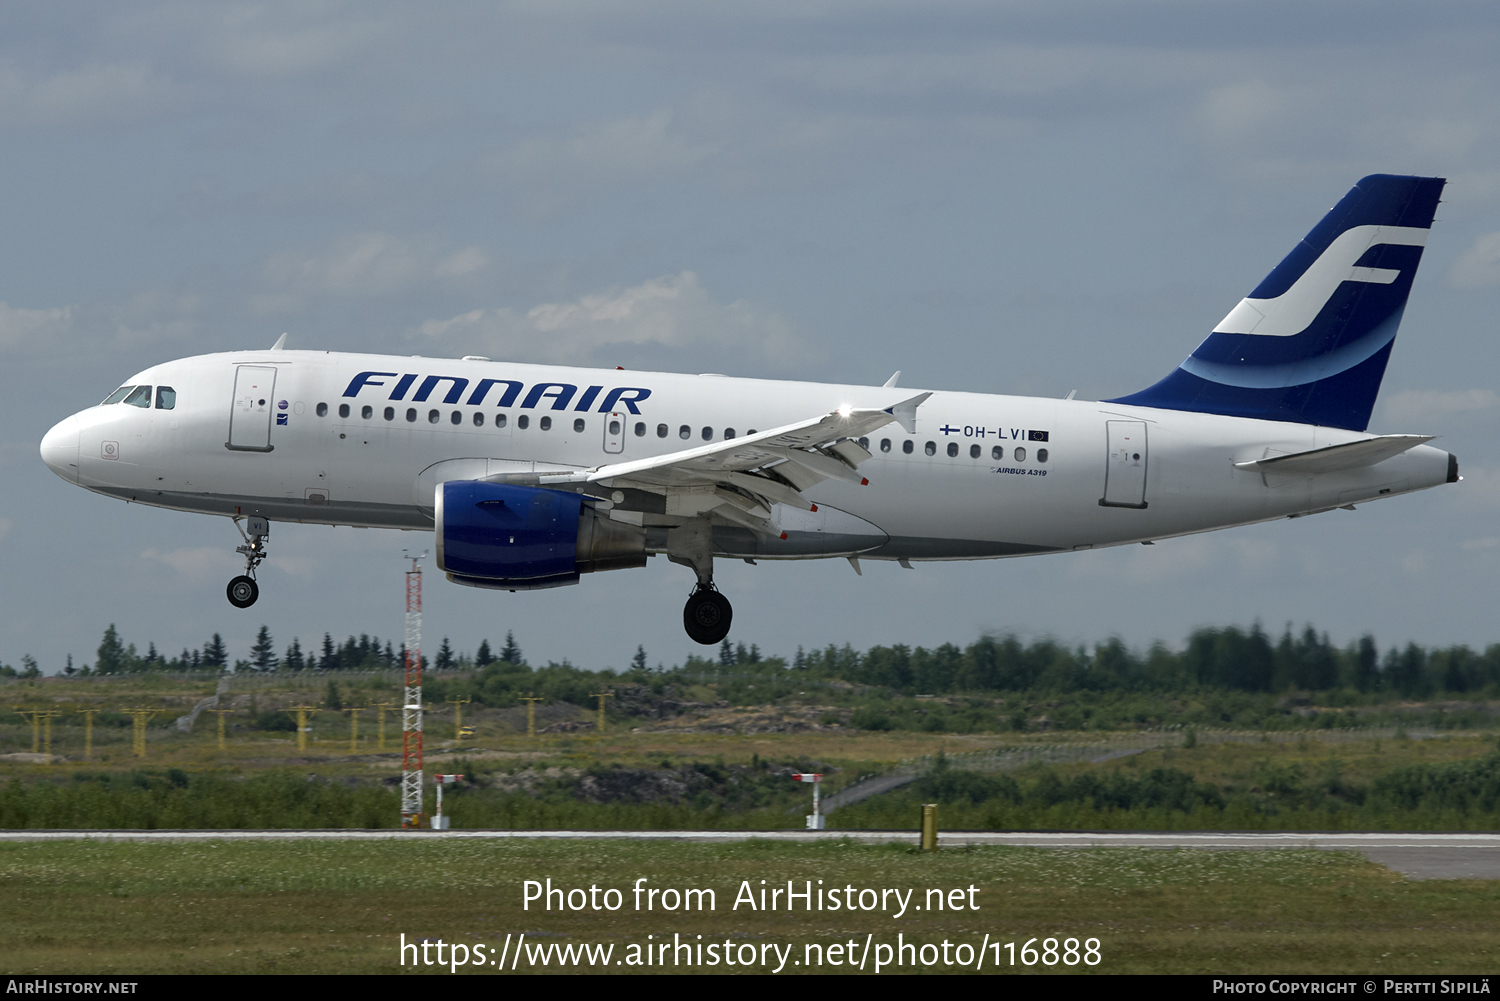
[882, 371, 901, 388]
[886, 392, 932, 433]
[270, 332, 288, 351]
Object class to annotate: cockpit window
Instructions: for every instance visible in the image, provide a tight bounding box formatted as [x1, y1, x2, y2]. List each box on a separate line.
[123, 386, 153, 408]
[155, 387, 176, 410]
[102, 386, 133, 405]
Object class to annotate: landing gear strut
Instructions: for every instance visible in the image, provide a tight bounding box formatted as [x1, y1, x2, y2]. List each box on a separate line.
[668, 518, 732, 644]
[683, 584, 732, 646]
[227, 516, 269, 609]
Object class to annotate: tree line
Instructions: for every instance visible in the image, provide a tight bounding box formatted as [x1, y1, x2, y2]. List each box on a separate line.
[11, 620, 1499, 702]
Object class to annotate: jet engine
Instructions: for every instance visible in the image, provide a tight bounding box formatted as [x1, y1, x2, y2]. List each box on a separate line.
[435, 480, 646, 590]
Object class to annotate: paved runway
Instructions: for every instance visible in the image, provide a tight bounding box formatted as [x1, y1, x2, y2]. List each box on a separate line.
[3, 829, 1499, 879]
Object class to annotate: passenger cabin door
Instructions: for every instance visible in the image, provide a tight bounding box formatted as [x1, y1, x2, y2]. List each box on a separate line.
[227, 365, 277, 452]
[602, 411, 626, 454]
[1100, 420, 1148, 508]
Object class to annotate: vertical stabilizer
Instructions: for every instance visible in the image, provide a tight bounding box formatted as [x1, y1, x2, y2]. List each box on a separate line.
[1107, 174, 1445, 430]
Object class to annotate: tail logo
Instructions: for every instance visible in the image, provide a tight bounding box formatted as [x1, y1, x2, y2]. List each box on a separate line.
[1213, 224, 1428, 338]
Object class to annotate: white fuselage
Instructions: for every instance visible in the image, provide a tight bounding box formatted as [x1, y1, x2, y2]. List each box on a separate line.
[40, 349, 1454, 563]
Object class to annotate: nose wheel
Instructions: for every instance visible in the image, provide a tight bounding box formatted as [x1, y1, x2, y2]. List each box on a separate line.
[226, 516, 269, 609]
[683, 584, 732, 645]
[227, 575, 259, 608]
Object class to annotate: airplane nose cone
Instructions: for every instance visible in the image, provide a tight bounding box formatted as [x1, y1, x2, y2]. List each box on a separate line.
[40, 414, 80, 484]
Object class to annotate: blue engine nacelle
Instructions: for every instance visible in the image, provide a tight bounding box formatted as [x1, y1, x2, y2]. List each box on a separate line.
[435, 480, 647, 590]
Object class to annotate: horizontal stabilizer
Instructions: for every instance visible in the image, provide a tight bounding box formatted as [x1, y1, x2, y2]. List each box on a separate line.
[1234, 434, 1434, 475]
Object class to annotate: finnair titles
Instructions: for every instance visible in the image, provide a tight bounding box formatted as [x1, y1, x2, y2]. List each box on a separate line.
[41, 175, 1459, 644]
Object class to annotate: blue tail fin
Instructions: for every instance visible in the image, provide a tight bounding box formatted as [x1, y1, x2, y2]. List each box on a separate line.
[1107, 174, 1445, 431]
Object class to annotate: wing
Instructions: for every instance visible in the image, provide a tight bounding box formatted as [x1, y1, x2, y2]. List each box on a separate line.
[523, 392, 931, 536]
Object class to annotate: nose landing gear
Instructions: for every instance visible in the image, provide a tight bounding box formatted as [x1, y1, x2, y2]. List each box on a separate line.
[227, 516, 269, 609]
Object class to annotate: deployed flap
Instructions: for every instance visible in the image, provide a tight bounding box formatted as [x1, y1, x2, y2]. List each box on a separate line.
[1234, 434, 1434, 475]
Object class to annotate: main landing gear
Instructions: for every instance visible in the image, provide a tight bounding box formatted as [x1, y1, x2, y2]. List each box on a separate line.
[227, 516, 269, 609]
[668, 518, 732, 645]
[683, 584, 732, 646]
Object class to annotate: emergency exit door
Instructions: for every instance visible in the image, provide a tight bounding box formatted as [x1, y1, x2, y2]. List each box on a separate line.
[227, 365, 277, 451]
[1100, 420, 1148, 508]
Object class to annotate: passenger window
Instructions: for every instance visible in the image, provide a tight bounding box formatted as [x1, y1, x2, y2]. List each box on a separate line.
[577, 418, 589, 433]
[746, 429, 757, 435]
[103, 386, 133, 405]
[634, 422, 646, 437]
[725, 428, 735, 439]
[362, 405, 373, 419]
[657, 424, 668, 438]
[155, 387, 176, 410]
[608, 419, 621, 435]
[406, 408, 417, 423]
[450, 411, 462, 425]
[518, 415, 529, 429]
[473, 412, 485, 427]
[858, 437, 868, 449]
[880, 439, 891, 453]
[124, 386, 152, 408]
[428, 409, 440, 424]
[496, 413, 508, 428]
[679, 425, 690, 440]
[902, 440, 914, 454]
[969, 444, 980, 459]
[1015, 446, 1027, 462]
[540, 416, 552, 431]
[947, 442, 958, 457]
[924, 441, 936, 456]
[385, 407, 395, 421]
[317, 402, 328, 417]
[338, 403, 351, 418]
[1037, 448, 1049, 463]
[992, 446, 1003, 460]
[701, 427, 713, 441]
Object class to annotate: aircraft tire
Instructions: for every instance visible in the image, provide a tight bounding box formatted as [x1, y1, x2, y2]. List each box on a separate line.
[227, 575, 259, 609]
[683, 588, 732, 645]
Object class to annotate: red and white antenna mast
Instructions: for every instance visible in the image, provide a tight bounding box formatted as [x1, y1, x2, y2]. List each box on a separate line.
[401, 550, 426, 827]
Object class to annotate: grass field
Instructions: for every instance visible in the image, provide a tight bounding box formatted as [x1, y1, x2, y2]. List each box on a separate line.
[1, 839, 1497, 975]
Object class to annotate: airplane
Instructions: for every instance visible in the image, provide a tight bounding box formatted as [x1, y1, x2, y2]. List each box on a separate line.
[40, 174, 1459, 646]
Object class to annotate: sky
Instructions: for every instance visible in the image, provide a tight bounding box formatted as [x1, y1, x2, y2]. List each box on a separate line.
[4, 1, 1500, 674]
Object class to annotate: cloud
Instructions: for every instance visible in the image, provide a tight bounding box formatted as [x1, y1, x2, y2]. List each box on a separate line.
[480, 110, 718, 213]
[0, 302, 75, 350]
[1450, 231, 1500, 288]
[252, 233, 490, 312]
[1379, 388, 1500, 426]
[0, 295, 204, 357]
[412, 271, 808, 366]
[0, 60, 179, 127]
[140, 546, 238, 581]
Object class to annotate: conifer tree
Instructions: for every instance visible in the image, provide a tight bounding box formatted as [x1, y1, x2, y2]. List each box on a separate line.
[251, 625, 276, 671]
[202, 634, 227, 668]
[96, 625, 126, 675]
[475, 639, 494, 667]
[435, 637, 455, 671]
[501, 631, 523, 665]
